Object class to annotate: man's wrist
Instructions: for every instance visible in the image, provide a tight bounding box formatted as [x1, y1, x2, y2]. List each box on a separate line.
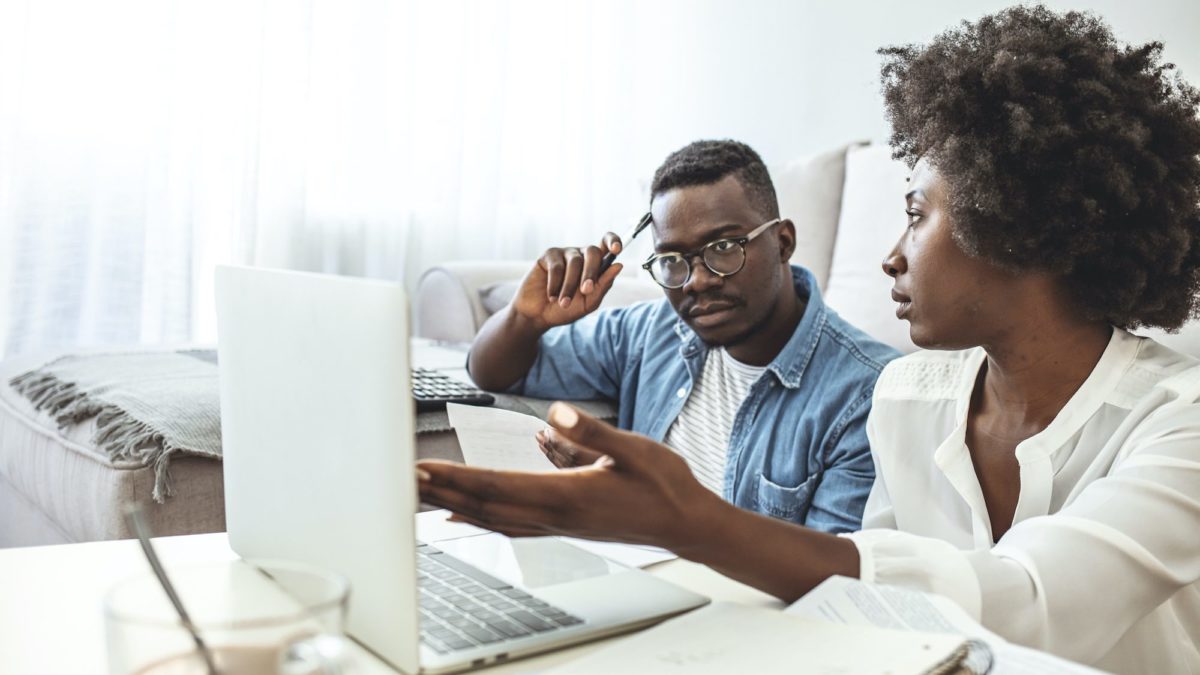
[506, 304, 552, 335]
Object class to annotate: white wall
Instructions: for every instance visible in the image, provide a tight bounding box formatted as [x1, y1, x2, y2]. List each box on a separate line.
[614, 0, 1200, 174]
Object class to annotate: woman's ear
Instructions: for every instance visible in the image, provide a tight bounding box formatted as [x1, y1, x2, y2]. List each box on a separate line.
[777, 219, 797, 262]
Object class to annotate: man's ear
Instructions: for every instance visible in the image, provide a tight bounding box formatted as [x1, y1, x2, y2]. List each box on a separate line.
[777, 219, 797, 262]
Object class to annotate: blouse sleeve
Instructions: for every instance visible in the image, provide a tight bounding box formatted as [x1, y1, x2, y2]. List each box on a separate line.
[843, 397, 1200, 663]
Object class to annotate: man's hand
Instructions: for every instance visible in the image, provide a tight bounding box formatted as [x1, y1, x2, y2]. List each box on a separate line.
[512, 233, 625, 330]
[535, 427, 604, 468]
[417, 403, 722, 552]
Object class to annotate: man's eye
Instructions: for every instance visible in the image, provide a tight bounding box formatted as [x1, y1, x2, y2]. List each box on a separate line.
[658, 254, 684, 266]
[712, 240, 736, 252]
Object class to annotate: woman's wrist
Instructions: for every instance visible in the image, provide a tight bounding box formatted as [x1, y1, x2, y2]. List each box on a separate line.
[663, 489, 741, 563]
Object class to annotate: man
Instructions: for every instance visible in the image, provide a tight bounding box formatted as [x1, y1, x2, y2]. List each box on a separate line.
[467, 140, 897, 532]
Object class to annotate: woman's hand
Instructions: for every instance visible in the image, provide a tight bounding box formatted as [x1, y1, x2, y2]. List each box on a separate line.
[417, 402, 723, 553]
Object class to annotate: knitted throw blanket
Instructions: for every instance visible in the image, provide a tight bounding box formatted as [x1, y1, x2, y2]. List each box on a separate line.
[9, 350, 221, 503]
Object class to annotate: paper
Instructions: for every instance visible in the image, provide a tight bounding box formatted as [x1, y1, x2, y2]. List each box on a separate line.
[416, 510, 677, 568]
[415, 509, 488, 543]
[545, 602, 968, 675]
[446, 403, 558, 472]
[787, 576, 1105, 675]
[558, 538, 677, 568]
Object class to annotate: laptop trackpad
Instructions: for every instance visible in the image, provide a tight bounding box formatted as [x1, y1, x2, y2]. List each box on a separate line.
[435, 533, 628, 589]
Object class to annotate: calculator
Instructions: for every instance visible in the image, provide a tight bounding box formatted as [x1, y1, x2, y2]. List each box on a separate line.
[412, 367, 496, 413]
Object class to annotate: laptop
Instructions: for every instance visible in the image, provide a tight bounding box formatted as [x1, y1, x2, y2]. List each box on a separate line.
[214, 266, 708, 674]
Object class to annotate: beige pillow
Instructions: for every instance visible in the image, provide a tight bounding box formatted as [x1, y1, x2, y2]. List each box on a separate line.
[823, 145, 917, 354]
[770, 142, 862, 290]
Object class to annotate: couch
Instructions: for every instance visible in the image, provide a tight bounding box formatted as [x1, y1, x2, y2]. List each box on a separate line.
[416, 143, 1200, 359]
[3, 142, 1197, 548]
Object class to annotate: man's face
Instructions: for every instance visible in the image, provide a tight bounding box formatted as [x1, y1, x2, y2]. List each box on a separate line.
[649, 175, 792, 347]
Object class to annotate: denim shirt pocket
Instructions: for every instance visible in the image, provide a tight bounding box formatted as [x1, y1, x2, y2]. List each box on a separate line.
[754, 472, 818, 523]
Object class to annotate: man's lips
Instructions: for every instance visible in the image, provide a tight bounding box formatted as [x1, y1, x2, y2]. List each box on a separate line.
[687, 301, 737, 318]
[682, 298, 741, 327]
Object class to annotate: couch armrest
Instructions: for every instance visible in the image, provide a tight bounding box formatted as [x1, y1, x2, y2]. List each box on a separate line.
[415, 261, 664, 343]
[414, 261, 531, 343]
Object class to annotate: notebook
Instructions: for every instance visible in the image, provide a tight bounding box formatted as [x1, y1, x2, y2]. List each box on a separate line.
[545, 602, 971, 675]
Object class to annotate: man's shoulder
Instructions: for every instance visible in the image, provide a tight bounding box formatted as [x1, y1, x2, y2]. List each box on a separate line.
[815, 308, 902, 376]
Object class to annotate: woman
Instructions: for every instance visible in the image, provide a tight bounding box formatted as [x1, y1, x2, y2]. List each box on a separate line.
[418, 7, 1200, 672]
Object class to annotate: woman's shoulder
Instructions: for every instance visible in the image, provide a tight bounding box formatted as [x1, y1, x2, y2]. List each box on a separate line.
[1119, 331, 1200, 407]
[873, 347, 981, 403]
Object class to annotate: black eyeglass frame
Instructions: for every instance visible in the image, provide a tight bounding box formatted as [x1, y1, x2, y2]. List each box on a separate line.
[641, 218, 782, 289]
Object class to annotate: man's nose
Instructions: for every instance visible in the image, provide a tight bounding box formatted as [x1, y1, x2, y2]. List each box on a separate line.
[683, 258, 724, 293]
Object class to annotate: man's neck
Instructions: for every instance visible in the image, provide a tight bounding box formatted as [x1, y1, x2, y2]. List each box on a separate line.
[725, 276, 806, 367]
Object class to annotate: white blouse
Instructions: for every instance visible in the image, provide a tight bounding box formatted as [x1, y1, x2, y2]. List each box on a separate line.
[846, 329, 1200, 674]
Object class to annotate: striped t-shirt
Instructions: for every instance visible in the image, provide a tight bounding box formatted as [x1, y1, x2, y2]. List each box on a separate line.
[663, 347, 766, 494]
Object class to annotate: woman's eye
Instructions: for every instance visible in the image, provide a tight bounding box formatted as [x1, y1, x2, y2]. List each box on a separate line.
[905, 210, 923, 227]
[713, 240, 735, 252]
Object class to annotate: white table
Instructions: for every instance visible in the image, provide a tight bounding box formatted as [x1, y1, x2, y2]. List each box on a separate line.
[0, 532, 781, 674]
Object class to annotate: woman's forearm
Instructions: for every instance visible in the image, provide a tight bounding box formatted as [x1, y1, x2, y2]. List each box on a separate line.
[671, 495, 860, 603]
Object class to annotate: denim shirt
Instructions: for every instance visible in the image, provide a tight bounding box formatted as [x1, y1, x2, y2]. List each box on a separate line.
[506, 266, 900, 533]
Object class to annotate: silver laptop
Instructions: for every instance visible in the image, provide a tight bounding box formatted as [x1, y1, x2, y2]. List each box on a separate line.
[214, 266, 708, 674]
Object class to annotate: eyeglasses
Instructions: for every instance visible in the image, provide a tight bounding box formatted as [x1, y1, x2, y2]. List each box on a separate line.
[641, 218, 781, 289]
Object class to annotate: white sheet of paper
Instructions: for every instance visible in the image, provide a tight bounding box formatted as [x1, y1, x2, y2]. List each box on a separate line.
[446, 403, 558, 472]
[415, 509, 488, 543]
[559, 538, 677, 568]
[545, 602, 967, 675]
[787, 576, 1104, 675]
[416, 510, 678, 568]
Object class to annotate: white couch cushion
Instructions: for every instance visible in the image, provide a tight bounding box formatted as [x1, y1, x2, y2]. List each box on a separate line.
[824, 145, 917, 354]
[771, 142, 858, 290]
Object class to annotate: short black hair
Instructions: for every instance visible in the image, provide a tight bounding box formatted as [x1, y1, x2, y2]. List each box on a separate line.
[650, 140, 780, 221]
[880, 5, 1200, 331]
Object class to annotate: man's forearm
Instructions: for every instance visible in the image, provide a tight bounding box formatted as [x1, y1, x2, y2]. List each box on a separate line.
[670, 495, 861, 603]
[467, 306, 550, 391]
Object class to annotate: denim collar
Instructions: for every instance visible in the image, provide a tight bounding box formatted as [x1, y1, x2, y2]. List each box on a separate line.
[672, 265, 825, 389]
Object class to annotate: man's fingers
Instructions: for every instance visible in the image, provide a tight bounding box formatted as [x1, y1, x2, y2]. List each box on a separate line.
[580, 246, 604, 295]
[547, 403, 648, 469]
[559, 248, 584, 306]
[602, 231, 623, 255]
[543, 427, 603, 467]
[536, 432, 574, 468]
[541, 249, 567, 301]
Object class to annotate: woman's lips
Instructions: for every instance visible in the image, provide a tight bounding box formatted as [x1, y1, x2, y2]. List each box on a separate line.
[890, 289, 912, 319]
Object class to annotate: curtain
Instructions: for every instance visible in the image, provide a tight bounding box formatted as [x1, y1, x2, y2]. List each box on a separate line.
[0, 0, 653, 356]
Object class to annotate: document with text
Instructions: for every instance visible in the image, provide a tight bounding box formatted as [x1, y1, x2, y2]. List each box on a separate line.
[787, 576, 1107, 674]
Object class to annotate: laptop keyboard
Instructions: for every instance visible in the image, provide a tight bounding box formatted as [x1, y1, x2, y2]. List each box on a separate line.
[417, 543, 585, 654]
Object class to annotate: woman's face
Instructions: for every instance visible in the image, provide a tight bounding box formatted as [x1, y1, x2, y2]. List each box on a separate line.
[882, 159, 1025, 350]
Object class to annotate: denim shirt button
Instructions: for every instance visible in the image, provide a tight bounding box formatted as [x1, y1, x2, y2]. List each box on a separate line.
[676, 387, 688, 398]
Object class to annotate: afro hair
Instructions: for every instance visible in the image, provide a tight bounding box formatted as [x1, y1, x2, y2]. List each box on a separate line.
[879, 4, 1200, 330]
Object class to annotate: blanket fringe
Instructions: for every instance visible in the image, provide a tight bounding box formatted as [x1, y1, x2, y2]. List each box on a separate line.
[10, 370, 178, 503]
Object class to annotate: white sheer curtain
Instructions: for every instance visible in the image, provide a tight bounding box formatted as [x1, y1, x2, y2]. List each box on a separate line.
[0, 0, 650, 356]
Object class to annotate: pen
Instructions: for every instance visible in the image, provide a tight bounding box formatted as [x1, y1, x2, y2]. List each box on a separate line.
[597, 212, 653, 276]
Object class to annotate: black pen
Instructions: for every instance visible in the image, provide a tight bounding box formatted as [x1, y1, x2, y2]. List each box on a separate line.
[597, 212, 653, 275]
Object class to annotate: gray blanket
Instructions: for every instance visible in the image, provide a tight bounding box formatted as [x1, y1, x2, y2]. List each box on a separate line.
[9, 351, 222, 503]
[9, 350, 619, 504]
